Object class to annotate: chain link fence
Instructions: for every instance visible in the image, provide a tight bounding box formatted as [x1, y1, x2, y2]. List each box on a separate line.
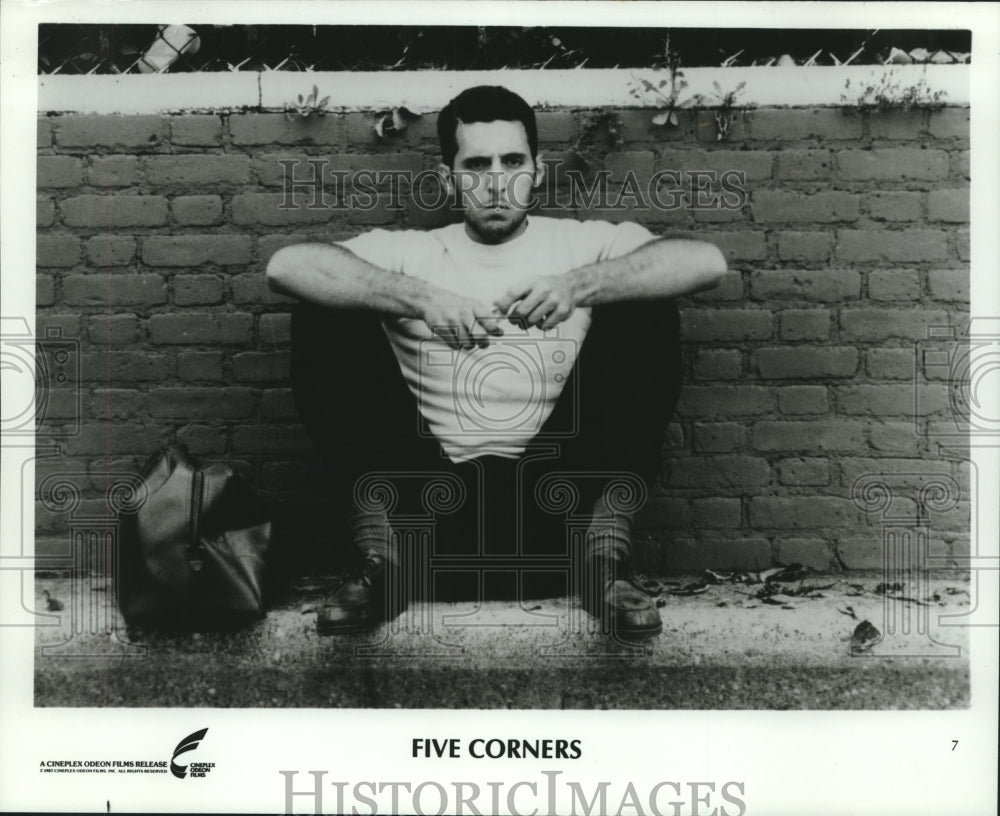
[38, 25, 971, 76]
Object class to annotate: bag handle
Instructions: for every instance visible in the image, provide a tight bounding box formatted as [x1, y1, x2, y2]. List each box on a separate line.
[187, 469, 206, 573]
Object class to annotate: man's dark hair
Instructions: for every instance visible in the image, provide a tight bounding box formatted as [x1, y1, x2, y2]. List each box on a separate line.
[437, 85, 539, 168]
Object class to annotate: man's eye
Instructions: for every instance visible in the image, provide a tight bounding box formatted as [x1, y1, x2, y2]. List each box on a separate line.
[504, 157, 524, 168]
[464, 160, 489, 171]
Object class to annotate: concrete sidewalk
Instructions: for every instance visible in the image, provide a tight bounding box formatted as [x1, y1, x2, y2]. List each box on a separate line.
[33, 571, 970, 709]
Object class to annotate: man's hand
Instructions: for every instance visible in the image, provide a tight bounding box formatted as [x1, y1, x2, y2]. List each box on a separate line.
[420, 291, 505, 350]
[493, 274, 578, 330]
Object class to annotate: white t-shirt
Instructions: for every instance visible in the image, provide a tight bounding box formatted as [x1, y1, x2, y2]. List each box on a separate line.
[337, 216, 656, 462]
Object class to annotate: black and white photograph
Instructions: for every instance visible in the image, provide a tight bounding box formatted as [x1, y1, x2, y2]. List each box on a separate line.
[1, 2, 998, 814]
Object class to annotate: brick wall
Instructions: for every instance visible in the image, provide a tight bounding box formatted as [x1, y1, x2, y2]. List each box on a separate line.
[35, 104, 970, 572]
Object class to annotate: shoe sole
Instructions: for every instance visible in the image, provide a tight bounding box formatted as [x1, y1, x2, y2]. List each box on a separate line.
[614, 620, 663, 642]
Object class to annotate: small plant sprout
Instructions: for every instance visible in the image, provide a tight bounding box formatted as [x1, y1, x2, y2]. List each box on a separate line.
[628, 36, 701, 128]
[284, 85, 330, 121]
[841, 69, 947, 115]
[710, 80, 746, 141]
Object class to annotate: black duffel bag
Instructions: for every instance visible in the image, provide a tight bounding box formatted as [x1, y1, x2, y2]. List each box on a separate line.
[118, 444, 272, 629]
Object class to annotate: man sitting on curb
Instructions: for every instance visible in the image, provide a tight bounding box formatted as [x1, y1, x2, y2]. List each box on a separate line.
[267, 85, 726, 641]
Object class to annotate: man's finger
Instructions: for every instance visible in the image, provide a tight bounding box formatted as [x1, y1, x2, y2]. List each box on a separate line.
[511, 289, 548, 322]
[493, 283, 533, 314]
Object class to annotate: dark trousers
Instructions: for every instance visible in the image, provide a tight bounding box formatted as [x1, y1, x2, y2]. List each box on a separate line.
[291, 299, 682, 598]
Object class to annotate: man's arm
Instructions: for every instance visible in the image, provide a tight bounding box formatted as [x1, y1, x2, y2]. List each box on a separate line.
[493, 238, 727, 329]
[266, 242, 502, 349]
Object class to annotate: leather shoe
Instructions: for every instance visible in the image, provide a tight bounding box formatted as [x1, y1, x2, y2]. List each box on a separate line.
[582, 557, 662, 641]
[316, 555, 403, 636]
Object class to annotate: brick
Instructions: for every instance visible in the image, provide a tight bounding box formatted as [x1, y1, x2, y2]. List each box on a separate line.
[36, 235, 79, 267]
[838, 458, 952, 491]
[37, 118, 52, 148]
[676, 386, 774, 418]
[927, 188, 969, 223]
[956, 230, 969, 261]
[618, 109, 694, 143]
[63, 274, 166, 307]
[36, 387, 82, 421]
[91, 388, 147, 421]
[662, 537, 772, 572]
[230, 113, 341, 146]
[659, 149, 773, 181]
[85, 236, 136, 266]
[836, 384, 950, 416]
[231, 425, 313, 454]
[142, 235, 252, 266]
[927, 109, 969, 140]
[773, 539, 835, 570]
[231, 274, 297, 306]
[951, 150, 969, 180]
[775, 231, 833, 262]
[752, 190, 859, 223]
[868, 110, 926, 140]
[231, 351, 291, 382]
[62, 423, 167, 455]
[690, 271, 744, 302]
[750, 109, 861, 141]
[669, 455, 772, 488]
[867, 191, 922, 222]
[777, 386, 829, 415]
[149, 387, 255, 419]
[536, 111, 576, 143]
[86, 315, 138, 346]
[691, 498, 742, 528]
[232, 193, 338, 226]
[261, 389, 299, 419]
[604, 151, 655, 182]
[840, 308, 949, 341]
[145, 155, 250, 186]
[692, 422, 744, 452]
[171, 115, 223, 146]
[837, 148, 948, 181]
[80, 352, 171, 382]
[177, 352, 224, 382]
[749, 497, 860, 529]
[693, 349, 741, 380]
[348, 196, 400, 227]
[927, 269, 969, 302]
[37, 314, 81, 337]
[61, 195, 168, 228]
[148, 313, 253, 345]
[700, 231, 767, 261]
[779, 309, 830, 341]
[868, 420, 921, 455]
[836, 230, 949, 263]
[774, 149, 832, 180]
[751, 420, 867, 452]
[36, 276, 54, 306]
[177, 424, 227, 454]
[778, 457, 830, 486]
[868, 269, 921, 301]
[750, 269, 860, 301]
[259, 313, 292, 344]
[56, 115, 166, 149]
[37, 197, 55, 228]
[867, 348, 916, 380]
[755, 347, 858, 379]
[680, 309, 772, 341]
[89, 156, 140, 187]
[173, 275, 224, 306]
[634, 498, 687, 528]
[37, 156, 82, 188]
[172, 195, 223, 226]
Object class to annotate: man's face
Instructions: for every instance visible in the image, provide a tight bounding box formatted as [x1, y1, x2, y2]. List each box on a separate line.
[442, 119, 543, 245]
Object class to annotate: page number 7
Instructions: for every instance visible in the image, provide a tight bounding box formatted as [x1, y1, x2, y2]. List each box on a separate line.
[951, 740, 959, 751]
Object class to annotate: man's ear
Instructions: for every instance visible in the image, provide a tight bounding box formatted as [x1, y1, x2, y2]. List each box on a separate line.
[533, 153, 546, 188]
[436, 162, 455, 197]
